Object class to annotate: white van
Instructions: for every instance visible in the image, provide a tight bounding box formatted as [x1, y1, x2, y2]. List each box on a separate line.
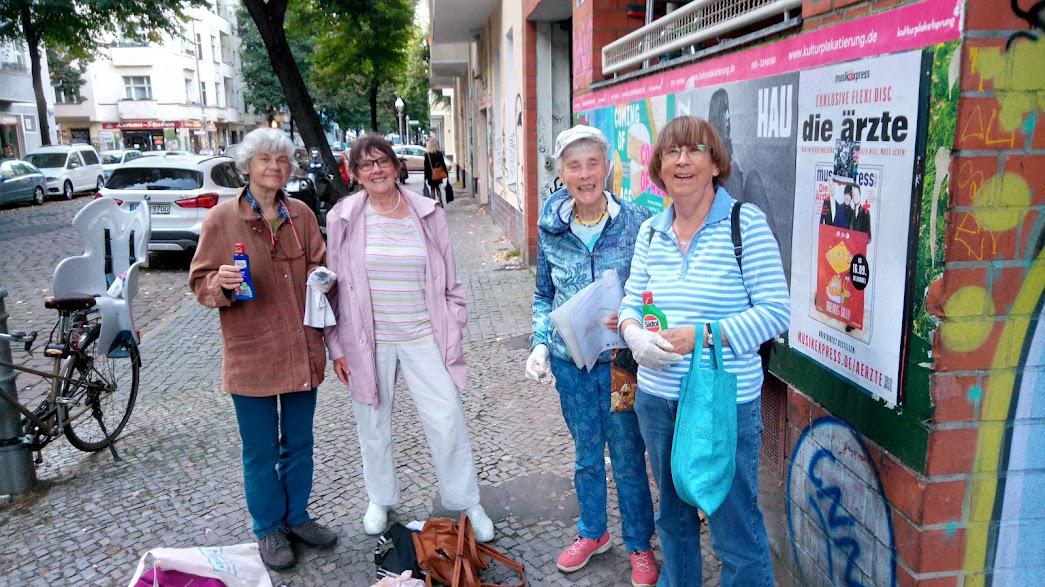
[24, 144, 105, 200]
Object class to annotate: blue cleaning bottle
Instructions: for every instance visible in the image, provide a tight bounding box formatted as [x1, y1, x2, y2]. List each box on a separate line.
[233, 242, 256, 301]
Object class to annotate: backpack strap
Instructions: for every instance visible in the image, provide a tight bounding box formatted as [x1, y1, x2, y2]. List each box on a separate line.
[730, 201, 743, 271]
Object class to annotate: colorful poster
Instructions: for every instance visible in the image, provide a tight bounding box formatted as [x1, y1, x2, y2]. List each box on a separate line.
[678, 72, 799, 283]
[788, 50, 924, 406]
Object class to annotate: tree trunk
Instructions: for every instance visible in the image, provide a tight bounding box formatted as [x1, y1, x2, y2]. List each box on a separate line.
[20, 7, 51, 146]
[242, 0, 348, 195]
[369, 82, 379, 132]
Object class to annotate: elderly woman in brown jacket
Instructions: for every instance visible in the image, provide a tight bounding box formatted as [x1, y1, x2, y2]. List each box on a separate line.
[188, 128, 336, 571]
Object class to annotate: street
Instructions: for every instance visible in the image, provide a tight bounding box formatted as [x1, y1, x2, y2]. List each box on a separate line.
[0, 176, 722, 586]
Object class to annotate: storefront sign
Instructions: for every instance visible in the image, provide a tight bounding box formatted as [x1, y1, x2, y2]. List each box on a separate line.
[103, 120, 205, 130]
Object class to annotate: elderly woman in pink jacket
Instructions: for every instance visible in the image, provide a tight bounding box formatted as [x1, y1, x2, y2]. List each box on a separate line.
[324, 133, 494, 542]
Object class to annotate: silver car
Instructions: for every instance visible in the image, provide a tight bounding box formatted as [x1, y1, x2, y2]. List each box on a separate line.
[99, 149, 144, 181]
[0, 159, 48, 206]
[97, 155, 245, 252]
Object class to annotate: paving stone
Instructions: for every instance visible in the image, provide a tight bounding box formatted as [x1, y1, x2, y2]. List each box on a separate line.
[0, 178, 721, 586]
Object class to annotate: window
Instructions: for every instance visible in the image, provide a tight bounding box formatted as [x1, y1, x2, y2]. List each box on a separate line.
[66, 152, 84, 169]
[201, 81, 208, 106]
[106, 167, 203, 190]
[1, 161, 14, 179]
[24, 153, 67, 168]
[80, 149, 99, 165]
[216, 77, 224, 108]
[55, 85, 82, 104]
[224, 77, 234, 110]
[185, 78, 194, 104]
[195, 34, 203, 59]
[15, 162, 36, 176]
[211, 162, 245, 188]
[211, 35, 219, 63]
[219, 31, 233, 64]
[123, 76, 152, 100]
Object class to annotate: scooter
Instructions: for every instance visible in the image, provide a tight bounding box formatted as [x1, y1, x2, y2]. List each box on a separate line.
[284, 148, 339, 231]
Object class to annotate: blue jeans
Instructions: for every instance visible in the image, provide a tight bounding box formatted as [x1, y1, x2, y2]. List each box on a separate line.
[551, 357, 655, 552]
[231, 389, 317, 538]
[635, 391, 774, 587]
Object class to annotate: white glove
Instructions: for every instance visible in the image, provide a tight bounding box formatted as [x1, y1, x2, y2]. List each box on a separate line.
[525, 344, 555, 385]
[622, 323, 683, 370]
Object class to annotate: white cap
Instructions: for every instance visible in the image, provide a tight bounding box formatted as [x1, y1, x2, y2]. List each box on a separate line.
[553, 125, 610, 160]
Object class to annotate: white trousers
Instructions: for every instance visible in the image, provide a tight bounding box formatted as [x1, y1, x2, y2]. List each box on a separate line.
[352, 337, 481, 510]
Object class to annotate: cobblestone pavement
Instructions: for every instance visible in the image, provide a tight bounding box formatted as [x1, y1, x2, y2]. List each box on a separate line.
[0, 179, 722, 586]
[0, 195, 195, 405]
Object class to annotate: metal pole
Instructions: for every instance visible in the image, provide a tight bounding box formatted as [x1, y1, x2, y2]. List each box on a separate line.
[0, 288, 36, 495]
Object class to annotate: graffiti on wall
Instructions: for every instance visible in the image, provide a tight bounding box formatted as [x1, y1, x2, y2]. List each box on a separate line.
[953, 20, 1045, 582]
[787, 417, 897, 587]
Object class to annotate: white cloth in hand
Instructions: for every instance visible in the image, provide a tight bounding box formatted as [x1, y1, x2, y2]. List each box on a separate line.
[622, 323, 683, 370]
[525, 344, 555, 385]
[304, 266, 337, 327]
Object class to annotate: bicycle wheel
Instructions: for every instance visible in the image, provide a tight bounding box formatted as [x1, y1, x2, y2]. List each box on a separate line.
[61, 327, 140, 452]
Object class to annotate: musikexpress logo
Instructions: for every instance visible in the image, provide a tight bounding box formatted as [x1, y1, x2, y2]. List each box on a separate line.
[835, 69, 871, 83]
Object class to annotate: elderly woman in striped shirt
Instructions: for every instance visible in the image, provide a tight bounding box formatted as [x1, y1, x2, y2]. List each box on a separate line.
[324, 134, 494, 542]
[618, 115, 790, 586]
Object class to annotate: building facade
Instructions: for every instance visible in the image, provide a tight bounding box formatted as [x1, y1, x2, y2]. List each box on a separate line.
[433, 0, 1045, 583]
[54, 1, 259, 153]
[0, 39, 57, 157]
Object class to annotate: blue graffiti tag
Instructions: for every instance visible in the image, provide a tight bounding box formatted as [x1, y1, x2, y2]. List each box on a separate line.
[807, 447, 864, 586]
[786, 417, 897, 587]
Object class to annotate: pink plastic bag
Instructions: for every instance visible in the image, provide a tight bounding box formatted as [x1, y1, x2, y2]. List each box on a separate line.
[135, 568, 226, 587]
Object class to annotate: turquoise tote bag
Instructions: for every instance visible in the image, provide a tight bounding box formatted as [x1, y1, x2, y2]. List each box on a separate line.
[670, 321, 737, 515]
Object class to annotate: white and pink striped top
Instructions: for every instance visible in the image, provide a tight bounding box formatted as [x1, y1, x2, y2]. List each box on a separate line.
[364, 205, 433, 343]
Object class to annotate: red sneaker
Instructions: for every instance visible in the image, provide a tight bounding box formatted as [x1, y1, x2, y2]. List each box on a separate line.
[556, 532, 611, 572]
[630, 550, 659, 587]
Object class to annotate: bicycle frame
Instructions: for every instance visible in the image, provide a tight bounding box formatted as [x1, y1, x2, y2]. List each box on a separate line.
[0, 310, 101, 445]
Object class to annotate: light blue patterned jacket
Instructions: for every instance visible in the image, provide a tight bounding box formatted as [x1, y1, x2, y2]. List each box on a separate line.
[531, 188, 653, 363]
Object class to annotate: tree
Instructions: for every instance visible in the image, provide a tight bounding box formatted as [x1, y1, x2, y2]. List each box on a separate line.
[0, 0, 205, 146]
[396, 35, 432, 141]
[241, 0, 348, 194]
[47, 46, 86, 103]
[309, 0, 415, 132]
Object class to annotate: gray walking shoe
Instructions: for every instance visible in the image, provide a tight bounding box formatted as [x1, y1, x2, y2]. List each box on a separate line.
[258, 531, 296, 570]
[287, 520, 338, 548]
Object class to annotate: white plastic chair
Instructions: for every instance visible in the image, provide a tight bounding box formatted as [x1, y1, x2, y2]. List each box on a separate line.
[51, 198, 151, 357]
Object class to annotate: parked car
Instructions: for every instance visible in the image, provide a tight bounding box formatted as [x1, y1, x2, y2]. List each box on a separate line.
[97, 155, 244, 252]
[392, 144, 426, 172]
[24, 144, 105, 200]
[99, 149, 143, 181]
[137, 150, 193, 159]
[0, 159, 47, 206]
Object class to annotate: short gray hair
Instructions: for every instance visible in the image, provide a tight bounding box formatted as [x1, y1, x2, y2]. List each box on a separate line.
[234, 128, 298, 174]
[555, 137, 610, 177]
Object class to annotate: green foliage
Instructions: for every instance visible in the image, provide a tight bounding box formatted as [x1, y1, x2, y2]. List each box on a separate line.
[0, 0, 205, 55]
[46, 45, 86, 100]
[397, 35, 432, 135]
[912, 41, 960, 342]
[308, 0, 417, 131]
[236, 4, 310, 122]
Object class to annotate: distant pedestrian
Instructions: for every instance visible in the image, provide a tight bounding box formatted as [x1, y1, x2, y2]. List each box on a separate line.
[618, 115, 789, 586]
[188, 127, 337, 571]
[324, 133, 495, 542]
[526, 124, 659, 587]
[2, 144, 13, 158]
[423, 137, 449, 206]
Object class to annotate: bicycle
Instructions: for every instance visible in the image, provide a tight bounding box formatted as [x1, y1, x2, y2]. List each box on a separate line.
[0, 294, 140, 463]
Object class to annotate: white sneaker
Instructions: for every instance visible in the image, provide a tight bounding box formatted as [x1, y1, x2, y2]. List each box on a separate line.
[363, 501, 389, 535]
[465, 504, 495, 543]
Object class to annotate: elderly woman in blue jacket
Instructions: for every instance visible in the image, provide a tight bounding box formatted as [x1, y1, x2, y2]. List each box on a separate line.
[527, 125, 659, 587]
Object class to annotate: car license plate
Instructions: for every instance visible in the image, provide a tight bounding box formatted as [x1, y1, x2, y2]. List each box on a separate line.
[151, 203, 170, 215]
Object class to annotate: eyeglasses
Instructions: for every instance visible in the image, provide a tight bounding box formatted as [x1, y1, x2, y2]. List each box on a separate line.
[662, 144, 711, 162]
[357, 156, 394, 172]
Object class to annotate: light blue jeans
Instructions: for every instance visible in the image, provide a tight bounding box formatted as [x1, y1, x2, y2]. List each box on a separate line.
[551, 357, 655, 552]
[635, 391, 774, 586]
[231, 389, 317, 538]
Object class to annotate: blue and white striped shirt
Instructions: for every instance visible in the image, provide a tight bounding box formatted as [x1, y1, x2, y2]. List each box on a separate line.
[619, 187, 790, 403]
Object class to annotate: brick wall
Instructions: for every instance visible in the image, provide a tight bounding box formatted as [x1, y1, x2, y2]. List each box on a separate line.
[781, 0, 1045, 585]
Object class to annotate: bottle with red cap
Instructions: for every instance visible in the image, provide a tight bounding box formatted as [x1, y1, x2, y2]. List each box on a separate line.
[233, 243, 256, 301]
[642, 290, 667, 332]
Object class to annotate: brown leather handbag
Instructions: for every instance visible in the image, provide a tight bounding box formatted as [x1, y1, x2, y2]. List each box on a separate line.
[412, 516, 525, 587]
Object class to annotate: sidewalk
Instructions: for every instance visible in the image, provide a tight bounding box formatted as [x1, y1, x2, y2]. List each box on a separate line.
[0, 187, 721, 586]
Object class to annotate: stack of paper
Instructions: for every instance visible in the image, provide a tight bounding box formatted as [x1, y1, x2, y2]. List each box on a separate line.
[549, 269, 626, 371]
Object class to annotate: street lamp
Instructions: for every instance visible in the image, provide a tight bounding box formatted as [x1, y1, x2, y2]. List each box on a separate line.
[394, 96, 405, 143]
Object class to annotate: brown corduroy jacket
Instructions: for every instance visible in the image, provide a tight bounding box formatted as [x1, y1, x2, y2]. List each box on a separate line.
[188, 189, 326, 396]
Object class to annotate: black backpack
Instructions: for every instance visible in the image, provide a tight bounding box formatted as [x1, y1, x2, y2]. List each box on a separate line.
[730, 201, 776, 373]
